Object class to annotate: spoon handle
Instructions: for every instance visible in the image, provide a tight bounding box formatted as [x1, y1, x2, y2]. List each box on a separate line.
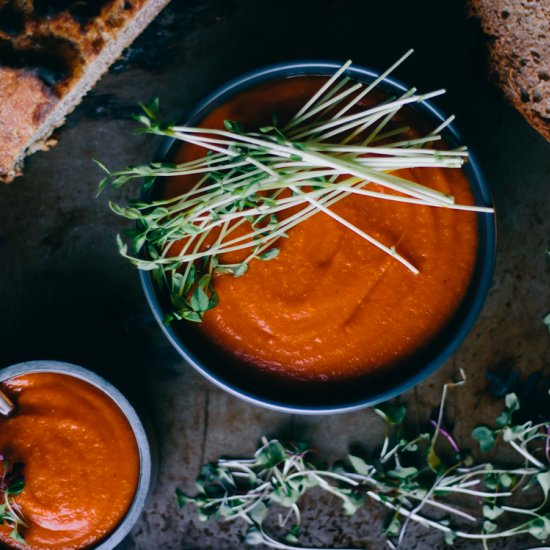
[0, 390, 14, 416]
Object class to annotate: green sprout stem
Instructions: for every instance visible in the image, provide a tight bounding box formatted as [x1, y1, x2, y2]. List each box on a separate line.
[0, 456, 27, 544]
[99, 52, 495, 323]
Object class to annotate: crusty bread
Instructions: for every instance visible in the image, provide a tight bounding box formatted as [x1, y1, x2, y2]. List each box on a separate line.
[0, 0, 171, 182]
[467, 0, 550, 142]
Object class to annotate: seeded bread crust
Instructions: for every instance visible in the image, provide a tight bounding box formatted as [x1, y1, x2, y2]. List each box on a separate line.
[0, 0, 171, 182]
[467, 0, 550, 142]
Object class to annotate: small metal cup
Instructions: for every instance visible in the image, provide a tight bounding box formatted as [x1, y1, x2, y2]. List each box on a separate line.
[0, 360, 156, 550]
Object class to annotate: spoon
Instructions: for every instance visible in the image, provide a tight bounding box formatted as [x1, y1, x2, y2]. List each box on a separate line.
[0, 389, 14, 416]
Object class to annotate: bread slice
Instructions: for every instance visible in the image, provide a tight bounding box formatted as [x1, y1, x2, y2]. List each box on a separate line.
[0, 0, 171, 182]
[467, 0, 550, 142]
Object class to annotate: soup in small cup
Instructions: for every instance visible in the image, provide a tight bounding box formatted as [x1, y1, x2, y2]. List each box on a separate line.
[0, 361, 153, 549]
[135, 61, 495, 413]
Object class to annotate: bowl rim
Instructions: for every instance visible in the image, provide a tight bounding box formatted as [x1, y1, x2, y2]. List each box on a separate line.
[0, 360, 152, 549]
[140, 60, 497, 415]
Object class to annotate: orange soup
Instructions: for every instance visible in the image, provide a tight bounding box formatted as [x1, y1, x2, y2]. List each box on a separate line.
[163, 76, 478, 383]
[0, 373, 139, 549]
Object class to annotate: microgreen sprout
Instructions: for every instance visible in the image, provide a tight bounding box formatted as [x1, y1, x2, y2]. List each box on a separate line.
[0, 455, 27, 544]
[177, 373, 550, 549]
[98, 51, 494, 323]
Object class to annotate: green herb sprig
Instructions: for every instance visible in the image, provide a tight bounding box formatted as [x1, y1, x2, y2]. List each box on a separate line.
[177, 373, 550, 549]
[0, 456, 27, 544]
[98, 51, 494, 323]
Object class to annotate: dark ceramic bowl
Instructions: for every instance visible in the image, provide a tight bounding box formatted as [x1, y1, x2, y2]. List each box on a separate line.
[141, 61, 496, 414]
[0, 360, 155, 549]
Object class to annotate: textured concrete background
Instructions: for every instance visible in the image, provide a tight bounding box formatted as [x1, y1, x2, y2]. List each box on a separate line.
[0, 0, 549, 548]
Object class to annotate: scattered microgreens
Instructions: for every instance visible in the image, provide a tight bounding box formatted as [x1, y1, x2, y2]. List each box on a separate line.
[177, 372, 550, 549]
[98, 50, 494, 323]
[0, 455, 27, 544]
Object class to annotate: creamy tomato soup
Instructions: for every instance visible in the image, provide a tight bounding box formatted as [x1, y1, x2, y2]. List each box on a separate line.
[162, 76, 478, 383]
[0, 373, 139, 549]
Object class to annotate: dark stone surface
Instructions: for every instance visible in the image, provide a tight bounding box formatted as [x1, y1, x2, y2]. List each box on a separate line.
[0, 0, 548, 548]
